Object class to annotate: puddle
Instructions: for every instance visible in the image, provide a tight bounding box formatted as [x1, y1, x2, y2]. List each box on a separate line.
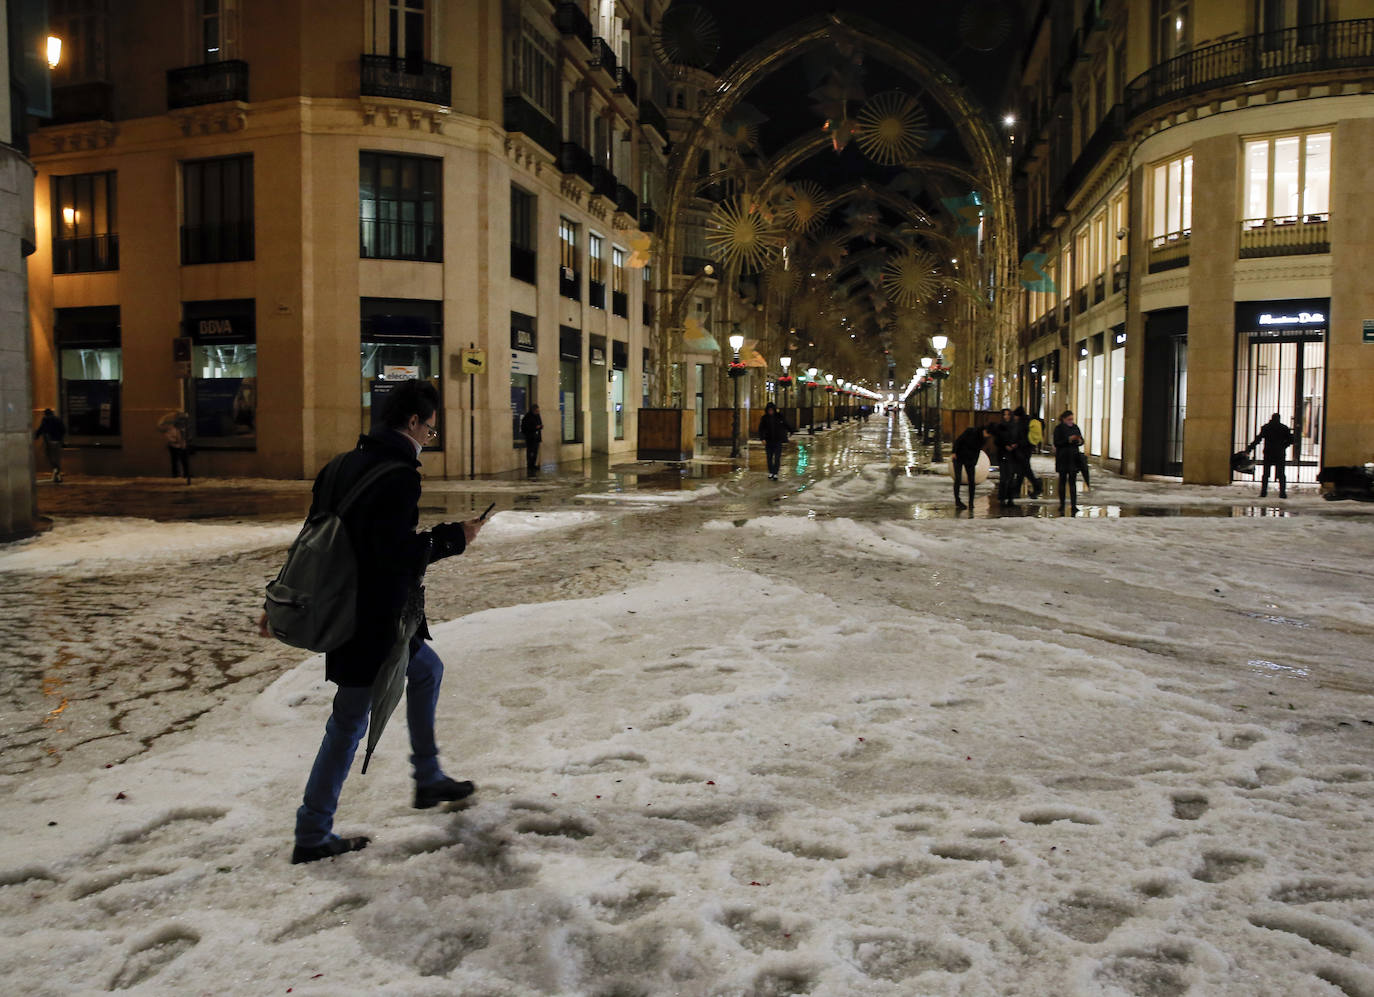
[1248, 659, 1310, 677]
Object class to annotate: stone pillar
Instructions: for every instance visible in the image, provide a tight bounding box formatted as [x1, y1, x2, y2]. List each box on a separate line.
[1183, 134, 1239, 485]
[0, 144, 37, 540]
[1328, 116, 1374, 467]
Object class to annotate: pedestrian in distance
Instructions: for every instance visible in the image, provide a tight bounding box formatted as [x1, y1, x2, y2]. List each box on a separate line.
[1249, 412, 1294, 498]
[952, 423, 994, 510]
[34, 408, 66, 483]
[520, 404, 543, 475]
[757, 401, 793, 480]
[1012, 405, 1043, 498]
[279, 379, 487, 864]
[158, 412, 192, 484]
[994, 407, 1020, 506]
[1053, 410, 1085, 514]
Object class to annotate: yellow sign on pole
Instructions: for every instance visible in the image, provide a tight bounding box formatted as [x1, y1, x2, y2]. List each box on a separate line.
[460, 349, 487, 375]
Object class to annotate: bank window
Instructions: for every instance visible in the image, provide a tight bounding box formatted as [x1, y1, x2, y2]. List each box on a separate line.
[360, 298, 443, 447]
[55, 306, 121, 441]
[611, 246, 627, 317]
[588, 233, 605, 308]
[511, 185, 536, 283]
[360, 152, 441, 262]
[1150, 152, 1192, 244]
[559, 217, 579, 299]
[184, 299, 257, 447]
[1243, 131, 1330, 225]
[181, 155, 253, 264]
[52, 171, 117, 273]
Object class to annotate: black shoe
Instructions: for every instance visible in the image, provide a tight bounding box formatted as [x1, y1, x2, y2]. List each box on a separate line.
[1070, 505, 1080, 514]
[1031, 484, 1042, 498]
[955, 500, 967, 510]
[1259, 490, 1267, 498]
[414, 777, 476, 810]
[291, 835, 369, 865]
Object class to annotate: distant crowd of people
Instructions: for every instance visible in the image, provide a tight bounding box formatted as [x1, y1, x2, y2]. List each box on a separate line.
[953, 406, 1087, 513]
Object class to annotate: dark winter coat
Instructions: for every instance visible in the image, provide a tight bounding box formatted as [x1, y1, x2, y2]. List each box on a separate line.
[757, 411, 792, 446]
[1053, 421, 1084, 474]
[1250, 418, 1293, 459]
[993, 418, 1018, 458]
[953, 426, 987, 466]
[319, 428, 462, 687]
[34, 413, 65, 443]
[520, 410, 542, 443]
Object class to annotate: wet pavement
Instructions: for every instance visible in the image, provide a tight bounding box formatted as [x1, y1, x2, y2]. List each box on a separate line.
[5, 415, 1370, 777]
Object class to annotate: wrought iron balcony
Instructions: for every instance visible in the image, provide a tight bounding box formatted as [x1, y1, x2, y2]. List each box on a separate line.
[553, 2, 594, 52]
[590, 164, 618, 201]
[613, 66, 638, 105]
[53, 233, 118, 274]
[1239, 215, 1330, 258]
[181, 220, 254, 265]
[360, 54, 451, 106]
[1125, 18, 1374, 119]
[639, 98, 668, 143]
[503, 94, 560, 156]
[558, 141, 594, 184]
[589, 37, 618, 78]
[167, 60, 248, 109]
[50, 81, 114, 124]
[614, 183, 638, 217]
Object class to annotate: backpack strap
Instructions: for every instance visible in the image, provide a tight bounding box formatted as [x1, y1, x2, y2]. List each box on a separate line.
[333, 460, 411, 518]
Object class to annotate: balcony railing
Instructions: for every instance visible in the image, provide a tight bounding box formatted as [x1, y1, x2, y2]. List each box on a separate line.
[1239, 214, 1330, 258]
[589, 37, 618, 79]
[642, 301, 654, 326]
[590, 164, 617, 201]
[50, 81, 114, 124]
[639, 98, 668, 143]
[612, 290, 628, 317]
[511, 245, 537, 283]
[589, 279, 607, 309]
[53, 234, 119, 274]
[1111, 257, 1128, 293]
[559, 265, 580, 299]
[1125, 18, 1374, 120]
[1093, 274, 1106, 304]
[558, 141, 594, 184]
[360, 217, 442, 262]
[1075, 287, 1088, 313]
[639, 204, 659, 233]
[360, 54, 451, 106]
[614, 183, 638, 217]
[613, 66, 638, 105]
[181, 220, 254, 265]
[1148, 230, 1191, 273]
[167, 60, 248, 109]
[553, 2, 594, 52]
[504, 94, 559, 156]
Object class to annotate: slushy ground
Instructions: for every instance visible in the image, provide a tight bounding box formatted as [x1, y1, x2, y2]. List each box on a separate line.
[2, 419, 1372, 996]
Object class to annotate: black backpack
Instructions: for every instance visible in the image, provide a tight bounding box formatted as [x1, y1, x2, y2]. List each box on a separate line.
[264, 456, 408, 652]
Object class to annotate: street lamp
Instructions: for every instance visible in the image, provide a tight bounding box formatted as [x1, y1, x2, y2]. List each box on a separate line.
[728, 329, 745, 459]
[824, 373, 834, 428]
[807, 366, 818, 434]
[930, 334, 948, 462]
[779, 355, 791, 410]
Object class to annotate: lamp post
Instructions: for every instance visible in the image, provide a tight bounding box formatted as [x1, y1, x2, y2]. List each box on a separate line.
[930, 333, 948, 462]
[824, 374, 834, 428]
[780, 355, 791, 409]
[920, 357, 933, 443]
[728, 329, 745, 458]
[806, 367, 818, 434]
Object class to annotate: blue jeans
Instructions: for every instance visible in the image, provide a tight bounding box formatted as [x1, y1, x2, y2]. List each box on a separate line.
[295, 642, 447, 847]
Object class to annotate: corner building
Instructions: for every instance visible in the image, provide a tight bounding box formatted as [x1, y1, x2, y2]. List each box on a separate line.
[28, 0, 669, 478]
[1012, 0, 1374, 484]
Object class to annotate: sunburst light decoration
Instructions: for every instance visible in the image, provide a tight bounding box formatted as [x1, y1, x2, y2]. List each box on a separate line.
[705, 196, 783, 272]
[958, 0, 1015, 52]
[881, 250, 942, 309]
[653, 4, 720, 69]
[855, 91, 929, 166]
[776, 182, 832, 234]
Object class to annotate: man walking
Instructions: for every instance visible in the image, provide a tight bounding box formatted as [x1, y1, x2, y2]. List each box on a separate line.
[994, 408, 1020, 506]
[520, 404, 543, 475]
[34, 408, 65, 483]
[287, 379, 486, 864]
[1249, 412, 1294, 498]
[757, 401, 792, 480]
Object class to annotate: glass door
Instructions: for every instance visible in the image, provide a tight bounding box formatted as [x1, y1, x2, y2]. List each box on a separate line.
[1233, 331, 1325, 483]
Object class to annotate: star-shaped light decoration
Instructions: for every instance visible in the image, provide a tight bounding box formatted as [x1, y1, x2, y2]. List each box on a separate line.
[705, 196, 783, 272]
[776, 181, 832, 234]
[882, 250, 941, 308]
[855, 91, 929, 166]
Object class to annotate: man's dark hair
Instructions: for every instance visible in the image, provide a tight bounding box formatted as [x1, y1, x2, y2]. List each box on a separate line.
[379, 379, 439, 429]
[765, 402, 777, 411]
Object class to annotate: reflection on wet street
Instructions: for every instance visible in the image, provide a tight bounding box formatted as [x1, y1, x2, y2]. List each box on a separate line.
[5, 414, 1366, 776]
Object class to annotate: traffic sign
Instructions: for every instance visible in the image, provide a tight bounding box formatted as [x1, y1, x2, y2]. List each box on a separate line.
[460, 349, 487, 374]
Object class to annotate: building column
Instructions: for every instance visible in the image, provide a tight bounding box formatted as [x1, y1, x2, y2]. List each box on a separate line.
[1328, 116, 1374, 467]
[0, 145, 37, 539]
